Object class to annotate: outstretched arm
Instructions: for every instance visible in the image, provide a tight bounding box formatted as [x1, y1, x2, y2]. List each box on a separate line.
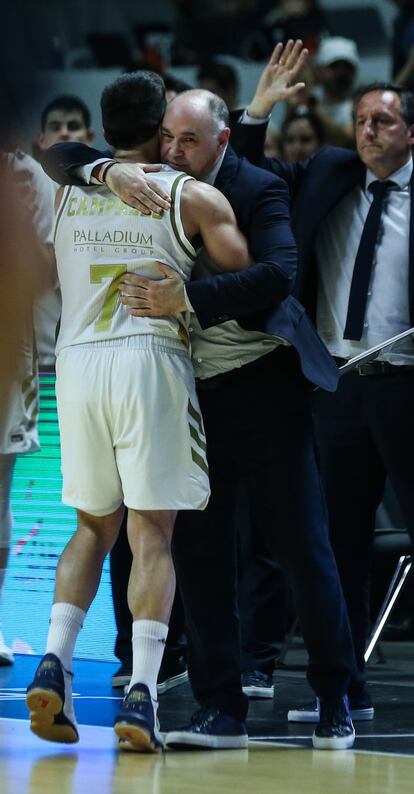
[40, 141, 112, 185]
[40, 142, 171, 214]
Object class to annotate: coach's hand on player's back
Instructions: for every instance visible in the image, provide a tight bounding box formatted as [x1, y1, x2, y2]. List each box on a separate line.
[119, 263, 187, 316]
[104, 162, 171, 215]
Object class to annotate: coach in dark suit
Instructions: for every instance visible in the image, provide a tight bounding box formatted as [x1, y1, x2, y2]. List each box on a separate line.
[42, 86, 356, 750]
[230, 55, 414, 721]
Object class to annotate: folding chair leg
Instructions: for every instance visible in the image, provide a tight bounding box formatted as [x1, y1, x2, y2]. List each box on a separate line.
[365, 555, 413, 663]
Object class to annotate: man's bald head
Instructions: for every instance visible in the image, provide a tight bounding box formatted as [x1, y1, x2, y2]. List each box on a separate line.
[160, 89, 231, 179]
[169, 89, 229, 129]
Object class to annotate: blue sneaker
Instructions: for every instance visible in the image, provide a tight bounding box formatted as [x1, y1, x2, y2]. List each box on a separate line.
[288, 691, 374, 722]
[312, 695, 355, 750]
[165, 707, 248, 749]
[114, 683, 163, 752]
[242, 670, 274, 699]
[26, 653, 78, 743]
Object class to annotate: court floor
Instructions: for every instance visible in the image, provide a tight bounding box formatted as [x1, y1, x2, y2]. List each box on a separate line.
[1, 644, 413, 793]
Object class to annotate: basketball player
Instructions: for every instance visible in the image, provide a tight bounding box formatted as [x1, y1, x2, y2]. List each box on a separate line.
[26, 71, 250, 753]
[0, 150, 55, 663]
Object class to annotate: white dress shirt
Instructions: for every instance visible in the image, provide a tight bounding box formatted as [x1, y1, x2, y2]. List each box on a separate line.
[315, 157, 413, 364]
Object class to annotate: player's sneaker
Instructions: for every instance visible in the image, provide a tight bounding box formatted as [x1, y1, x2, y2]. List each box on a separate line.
[26, 653, 78, 743]
[0, 629, 14, 665]
[114, 683, 163, 753]
[241, 670, 274, 699]
[312, 695, 355, 750]
[165, 707, 248, 749]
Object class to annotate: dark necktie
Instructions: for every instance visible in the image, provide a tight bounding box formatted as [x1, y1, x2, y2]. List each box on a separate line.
[343, 179, 396, 341]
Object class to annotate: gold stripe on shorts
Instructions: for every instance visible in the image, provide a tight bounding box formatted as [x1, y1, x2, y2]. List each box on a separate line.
[191, 447, 209, 476]
[188, 398, 203, 434]
[189, 423, 207, 452]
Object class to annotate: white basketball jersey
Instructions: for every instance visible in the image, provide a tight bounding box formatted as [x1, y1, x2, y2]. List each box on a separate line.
[54, 167, 196, 353]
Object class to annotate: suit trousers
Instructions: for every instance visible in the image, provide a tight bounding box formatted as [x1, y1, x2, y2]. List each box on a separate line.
[173, 347, 355, 721]
[312, 369, 414, 693]
[237, 484, 290, 674]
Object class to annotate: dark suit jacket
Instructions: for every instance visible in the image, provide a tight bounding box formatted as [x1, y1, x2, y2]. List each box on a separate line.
[41, 142, 340, 391]
[230, 121, 414, 326]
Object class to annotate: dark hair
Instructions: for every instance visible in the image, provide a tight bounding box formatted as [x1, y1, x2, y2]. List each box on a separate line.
[41, 95, 91, 131]
[197, 62, 239, 96]
[101, 71, 166, 149]
[352, 82, 414, 127]
[281, 108, 325, 146]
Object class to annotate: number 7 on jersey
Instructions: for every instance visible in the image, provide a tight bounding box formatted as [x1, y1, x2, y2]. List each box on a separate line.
[90, 264, 127, 332]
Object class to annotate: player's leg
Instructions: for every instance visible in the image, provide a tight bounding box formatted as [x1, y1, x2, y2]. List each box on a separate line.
[114, 508, 176, 752]
[112, 345, 209, 751]
[26, 504, 124, 743]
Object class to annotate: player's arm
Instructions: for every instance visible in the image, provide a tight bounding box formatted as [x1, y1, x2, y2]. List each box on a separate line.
[14, 158, 56, 296]
[118, 181, 251, 317]
[181, 180, 251, 271]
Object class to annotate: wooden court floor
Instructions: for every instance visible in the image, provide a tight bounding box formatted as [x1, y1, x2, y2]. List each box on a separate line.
[1, 646, 413, 794]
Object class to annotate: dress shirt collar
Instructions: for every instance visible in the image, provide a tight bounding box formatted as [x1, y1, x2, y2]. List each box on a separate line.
[202, 146, 228, 185]
[365, 156, 413, 193]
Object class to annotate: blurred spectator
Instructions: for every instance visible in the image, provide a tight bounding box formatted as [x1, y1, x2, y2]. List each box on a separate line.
[36, 95, 94, 154]
[248, 0, 329, 61]
[312, 36, 359, 147]
[264, 125, 282, 158]
[391, 0, 414, 89]
[197, 61, 239, 109]
[163, 72, 193, 101]
[172, 0, 263, 64]
[33, 95, 95, 368]
[124, 60, 193, 99]
[280, 107, 325, 160]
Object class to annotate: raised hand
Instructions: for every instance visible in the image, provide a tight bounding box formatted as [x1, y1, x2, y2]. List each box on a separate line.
[247, 40, 309, 119]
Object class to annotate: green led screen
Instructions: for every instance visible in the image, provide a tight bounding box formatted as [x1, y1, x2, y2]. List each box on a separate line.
[3, 373, 117, 661]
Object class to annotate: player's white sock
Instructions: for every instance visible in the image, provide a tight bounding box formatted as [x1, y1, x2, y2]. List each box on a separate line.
[45, 602, 85, 725]
[129, 619, 168, 701]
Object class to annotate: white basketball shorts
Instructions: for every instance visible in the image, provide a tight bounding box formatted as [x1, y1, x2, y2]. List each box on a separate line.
[55, 337, 210, 515]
